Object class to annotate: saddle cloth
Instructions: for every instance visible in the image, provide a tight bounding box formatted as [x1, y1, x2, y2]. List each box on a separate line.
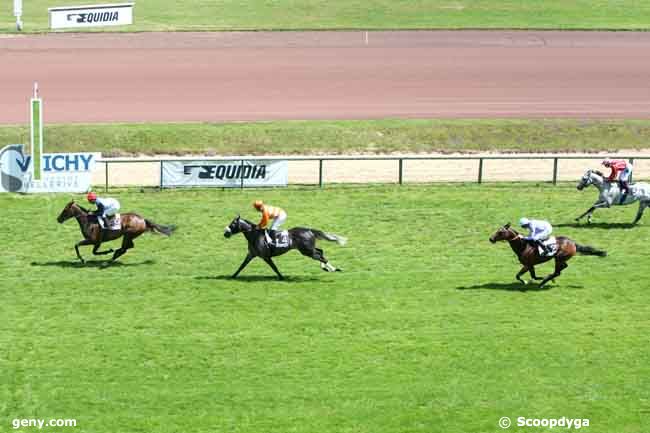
[106, 214, 121, 230]
[265, 230, 290, 248]
[538, 237, 558, 257]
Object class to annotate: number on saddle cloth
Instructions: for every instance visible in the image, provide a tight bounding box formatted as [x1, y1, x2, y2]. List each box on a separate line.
[537, 237, 558, 257]
[267, 230, 289, 247]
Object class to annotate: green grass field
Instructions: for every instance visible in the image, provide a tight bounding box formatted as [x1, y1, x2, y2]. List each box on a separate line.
[2, 184, 649, 433]
[2, 0, 650, 32]
[3, 119, 650, 156]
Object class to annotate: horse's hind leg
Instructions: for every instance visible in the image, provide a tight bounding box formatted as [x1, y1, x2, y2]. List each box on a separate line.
[302, 247, 340, 272]
[110, 237, 134, 262]
[633, 201, 648, 224]
[539, 260, 567, 288]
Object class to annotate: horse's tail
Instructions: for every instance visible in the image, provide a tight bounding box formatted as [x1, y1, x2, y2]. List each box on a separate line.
[575, 243, 607, 257]
[312, 229, 347, 246]
[146, 219, 176, 236]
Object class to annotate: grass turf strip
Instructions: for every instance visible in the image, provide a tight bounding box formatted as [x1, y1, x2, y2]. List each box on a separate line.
[2, 119, 650, 157]
[1, 184, 649, 433]
[2, 0, 650, 32]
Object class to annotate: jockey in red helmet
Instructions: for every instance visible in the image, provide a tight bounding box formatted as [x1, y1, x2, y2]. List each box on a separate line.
[87, 192, 121, 229]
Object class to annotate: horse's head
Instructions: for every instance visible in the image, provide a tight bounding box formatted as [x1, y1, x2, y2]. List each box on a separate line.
[489, 223, 517, 243]
[577, 169, 605, 190]
[224, 215, 252, 238]
[577, 169, 594, 190]
[57, 200, 79, 223]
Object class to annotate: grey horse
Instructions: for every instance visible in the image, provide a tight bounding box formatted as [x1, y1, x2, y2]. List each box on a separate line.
[576, 169, 650, 224]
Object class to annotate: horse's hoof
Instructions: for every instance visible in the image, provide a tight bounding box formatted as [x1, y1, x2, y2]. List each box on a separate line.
[335, 268, 342, 272]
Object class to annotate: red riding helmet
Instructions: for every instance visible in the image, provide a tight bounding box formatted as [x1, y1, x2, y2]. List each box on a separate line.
[87, 192, 97, 202]
[253, 200, 264, 210]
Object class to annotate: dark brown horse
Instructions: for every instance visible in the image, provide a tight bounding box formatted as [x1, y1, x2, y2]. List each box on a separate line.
[489, 223, 606, 287]
[223, 215, 346, 280]
[57, 200, 175, 264]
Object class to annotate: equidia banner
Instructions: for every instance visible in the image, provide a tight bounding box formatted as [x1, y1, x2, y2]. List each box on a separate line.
[162, 160, 288, 188]
[0, 144, 98, 193]
[49, 3, 134, 29]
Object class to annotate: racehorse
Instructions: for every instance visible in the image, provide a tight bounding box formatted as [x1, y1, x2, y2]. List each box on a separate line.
[223, 215, 347, 280]
[489, 223, 606, 287]
[57, 200, 175, 264]
[576, 169, 650, 224]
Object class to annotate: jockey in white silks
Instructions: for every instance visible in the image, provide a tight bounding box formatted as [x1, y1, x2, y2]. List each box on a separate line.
[87, 192, 121, 229]
[518, 217, 553, 255]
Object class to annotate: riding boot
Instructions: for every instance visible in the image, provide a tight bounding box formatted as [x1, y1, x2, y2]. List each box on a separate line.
[537, 240, 549, 256]
[265, 229, 275, 247]
[619, 181, 630, 204]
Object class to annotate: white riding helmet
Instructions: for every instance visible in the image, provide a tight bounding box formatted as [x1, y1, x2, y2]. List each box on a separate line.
[519, 217, 530, 227]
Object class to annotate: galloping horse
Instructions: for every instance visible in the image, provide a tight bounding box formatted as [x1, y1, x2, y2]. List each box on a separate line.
[576, 169, 650, 224]
[223, 215, 346, 280]
[489, 223, 606, 287]
[57, 200, 175, 263]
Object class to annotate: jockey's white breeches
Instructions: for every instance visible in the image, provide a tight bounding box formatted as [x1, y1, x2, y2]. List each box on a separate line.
[620, 166, 633, 182]
[529, 228, 552, 241]
[101, 199, 120, 217]
[270, 211, 287, 230]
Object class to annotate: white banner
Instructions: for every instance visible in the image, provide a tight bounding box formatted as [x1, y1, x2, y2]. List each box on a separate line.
[162, 160, 288, 188]
[0, 144, 98, 193]
[49, 3, 134, 29]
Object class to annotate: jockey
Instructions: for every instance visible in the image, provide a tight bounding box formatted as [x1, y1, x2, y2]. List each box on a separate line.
[518, 217, 553, 255]
[253, 200, 287, 246]
[87, 192, 120, 229]
[602, 159, 633, 195]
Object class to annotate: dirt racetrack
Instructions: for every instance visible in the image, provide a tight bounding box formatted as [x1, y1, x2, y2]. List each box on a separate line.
[3, 30, 650, 185]
[94, 151, 650, 187]
[3, 31, 650, 123]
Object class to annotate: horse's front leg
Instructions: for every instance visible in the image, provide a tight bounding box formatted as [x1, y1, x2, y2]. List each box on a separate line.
[74, 239, 94, 263]
[516, 266, 529, 284]
[529, 266, 544, 281]
[232, 253, 254, 278]
[262, 257, 284, 280]
[92, 243, 114, 255]
[576, 201, 607, 223]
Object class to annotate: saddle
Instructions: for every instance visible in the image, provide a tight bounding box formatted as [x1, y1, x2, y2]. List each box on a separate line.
[536, 237, 558, 257]
[264, 230, 290, 248]
[94, 214, 121, 231]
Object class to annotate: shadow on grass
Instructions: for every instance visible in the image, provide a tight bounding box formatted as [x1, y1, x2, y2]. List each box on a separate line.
[195, 274, 322, 283]
[30, 259, 155, 269]
[556, 222, 636, 230]
[456, 282, 553, 291]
